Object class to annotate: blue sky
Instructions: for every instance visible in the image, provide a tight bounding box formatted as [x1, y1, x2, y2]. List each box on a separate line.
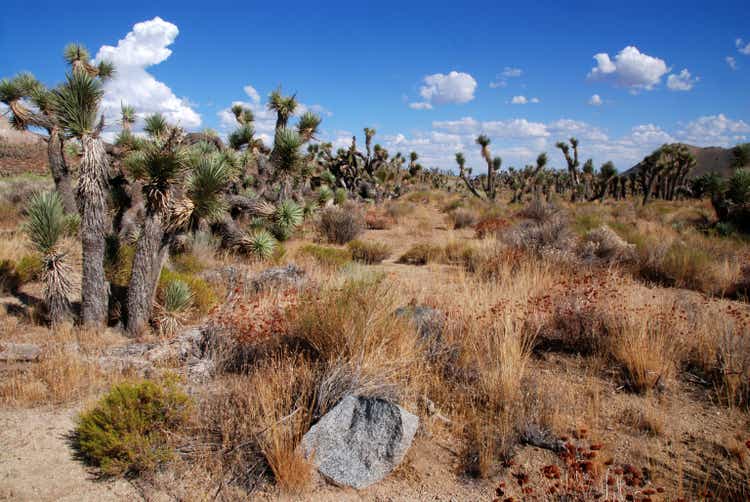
[2, 0, 750, 171]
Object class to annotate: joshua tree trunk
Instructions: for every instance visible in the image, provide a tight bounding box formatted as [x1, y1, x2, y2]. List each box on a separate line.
[78, 135, 110, 326]
[126, 211, 169, 336]
[48, 127, 77, 214]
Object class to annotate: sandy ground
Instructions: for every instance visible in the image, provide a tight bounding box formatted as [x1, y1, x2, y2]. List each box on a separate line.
[0, 407, 139, 502]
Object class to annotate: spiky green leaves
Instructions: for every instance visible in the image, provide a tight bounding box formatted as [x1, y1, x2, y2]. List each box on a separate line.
[244, 230, 277, 260]
[455, 152, 466, 168]
[64, 43, 91, 66]
[297, 111, 321, 141]
[25, 191, 66, 255]
[268, 89, 298, 119]
[120, 104, 136, 128]
[334, 188, 347, 205]
[162, 279, 193, 313]
[144, 113, 168, 138]
[320, 170, 336, 186]
[475, 135, 490, 148]
[318, 185, 334, 204]
[231, 104, 254, 125]
[187, 154, 232, 223]
[228, 123, 256, 150]
[125, 135, 187, 211]
[271, 127, 303, 175]
[52, 71, 104, 138]
[272, 200, 303, 241]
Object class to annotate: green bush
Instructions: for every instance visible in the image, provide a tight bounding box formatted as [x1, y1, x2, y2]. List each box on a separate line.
[298, 244, 352, 268]
[348, 240, 391, 264]
[15, 253, 43, 283]
[171, 252, 205, 274]
[397, 243, 443, 265]
[74, 379, 191, 477]
[317, 205, 365, 244]
[105, 241, 135, 288]
[159, 269, 217, 315]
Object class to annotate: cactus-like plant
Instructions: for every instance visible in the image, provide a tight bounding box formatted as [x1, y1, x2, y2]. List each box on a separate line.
[244, 229, 277, 260]
[272, 200, 303, 241]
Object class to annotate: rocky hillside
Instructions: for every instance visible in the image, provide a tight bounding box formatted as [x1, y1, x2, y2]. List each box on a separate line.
[625, 144, 737, 178]
[0, 115, 48, 176]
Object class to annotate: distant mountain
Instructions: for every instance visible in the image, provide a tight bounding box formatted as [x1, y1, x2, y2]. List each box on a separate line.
[624, 144, 737, 179]
[0, 115, 48, 176]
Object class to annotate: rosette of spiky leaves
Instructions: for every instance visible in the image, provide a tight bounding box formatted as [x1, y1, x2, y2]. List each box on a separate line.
[249, 217, 268, 232]
[268, 89, 298, 130]
[144, 113, 168, 139]
[334, 187, 347, 205]
[318, 185, 334, 205]
[242, 229, 277, 260]
[271, 127, 303, 176]
[303, 199, 319, 218]
[320, 170, 336, 187]
[297, 111, 321, 142]
[272, 200, 303, 241]
[156, 279, 193, 336]
[51, 71, 103, 138]
[231, 104, 254, 125]
[187, 154, 232, 225]
[120, 103, 136, 131]
[228, 123, 256, 150]
[126, 132, 187, 213]
[24, 192, 72, 324]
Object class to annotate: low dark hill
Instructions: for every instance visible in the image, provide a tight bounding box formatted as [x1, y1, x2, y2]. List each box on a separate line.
[625, 144, 737, 179]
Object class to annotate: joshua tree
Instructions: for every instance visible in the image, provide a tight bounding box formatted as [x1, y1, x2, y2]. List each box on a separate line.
[0, 73, 77, 213]
[125, 130, 231, 335]
[595, 161, 617, 202]
[144, 113, 169, 139]
[556, 137, 582, 201]
[475, 135, 499, 199]
[63, 43, 114, 79]
[268, 88, 298, 132]
[25, 192, 73, 325]
[52, 69, 112, 326]
[120, 103, 136, 132]
[455, 152, 485, 199]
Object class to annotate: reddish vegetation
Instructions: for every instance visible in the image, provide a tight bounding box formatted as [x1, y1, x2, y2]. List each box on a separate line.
[474, 216, 512, 239]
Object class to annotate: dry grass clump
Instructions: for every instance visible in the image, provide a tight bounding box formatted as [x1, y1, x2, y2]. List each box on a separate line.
[448, 208, 478, 229]
[348, 239, 391, 264]
[385, 200, 416, 221]
[503, 215, 574, 257]
[365, 209, 395, 229]
[474, 216, 512, 239]
[317, 204, 365, 244]
[621, 402, 665, 436]
[398, 242, 443, 265]
[579, 225, 636, 264]
[517, 197, 559, 223]
[296, 243, 351, 269]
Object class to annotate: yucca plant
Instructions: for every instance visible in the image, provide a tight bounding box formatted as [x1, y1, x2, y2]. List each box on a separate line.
[144, 113, 168, 139]
[318, 185, 334, 205]
[25, 192, 73, 324]
[52, 69, 110, 326]
[243, 229, 277, 260]
[186, 154, 233, 227]
[268, 88, 298, 131]
[120, 103, 136, 132]
[272, 200, 303, 241]
[334, 187, 347, 205]
[156, 279, 193, 336]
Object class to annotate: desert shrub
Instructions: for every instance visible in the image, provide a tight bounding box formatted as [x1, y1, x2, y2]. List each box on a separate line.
[15, 253, 43, 283]
[385, 201, 415, 221]
[365, 209, 394, 230]
[195, 356, 315, 494]
[578, 225, 636, 263]
[449, 208, 477, 229]
[518, 197, 558, 223]
[159, 268, 217, 315]
[397, 243, 443, 265]
[317, 205, 364, 244]
[105, 241, 135, 288]
[442, 241, 476, 265]
[441, 197, 464, 213]
[474, 216, 511, 239]
[572, 211, 604, 235]
[73, 378, 191, 477]
[348, 239, 391, 264]
[171, 252, 205, 274]
[0, 259, 20, 293]
[503, 216, 574, 256]
[272, 200, 303, 241]
[334, 187, 348, 205]
[297, 244, 351, 268]
[317, 185, 334, 205]
[63, 212, 81, 236]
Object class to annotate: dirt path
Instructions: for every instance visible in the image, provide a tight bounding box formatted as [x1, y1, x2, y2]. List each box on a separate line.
[0, 407, 139, 502]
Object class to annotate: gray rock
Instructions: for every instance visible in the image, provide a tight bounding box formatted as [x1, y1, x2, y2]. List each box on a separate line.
[301, 395, 418, 489]
[0, 342, 41, 362]
[250, 264, 307, 293]
[395, 305, 446, 349]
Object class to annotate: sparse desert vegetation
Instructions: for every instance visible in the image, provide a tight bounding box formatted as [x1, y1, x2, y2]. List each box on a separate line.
[1, 30, 750, 502]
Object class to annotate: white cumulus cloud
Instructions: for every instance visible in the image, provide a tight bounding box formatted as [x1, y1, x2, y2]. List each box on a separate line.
[666, 69, 698, 91]
[588, 94, 603, 106]
[726, 56, 738, 70]
[94, 17, 201, 131]
[737, 38, 750, 55]
[510, 95, 540, 104]
[490, 66, 523, 88]
[409, 101, 433, 110]
[676, 114, 750, 146]
[416, 71, 477, 106]
[588, 46, 669, 92]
